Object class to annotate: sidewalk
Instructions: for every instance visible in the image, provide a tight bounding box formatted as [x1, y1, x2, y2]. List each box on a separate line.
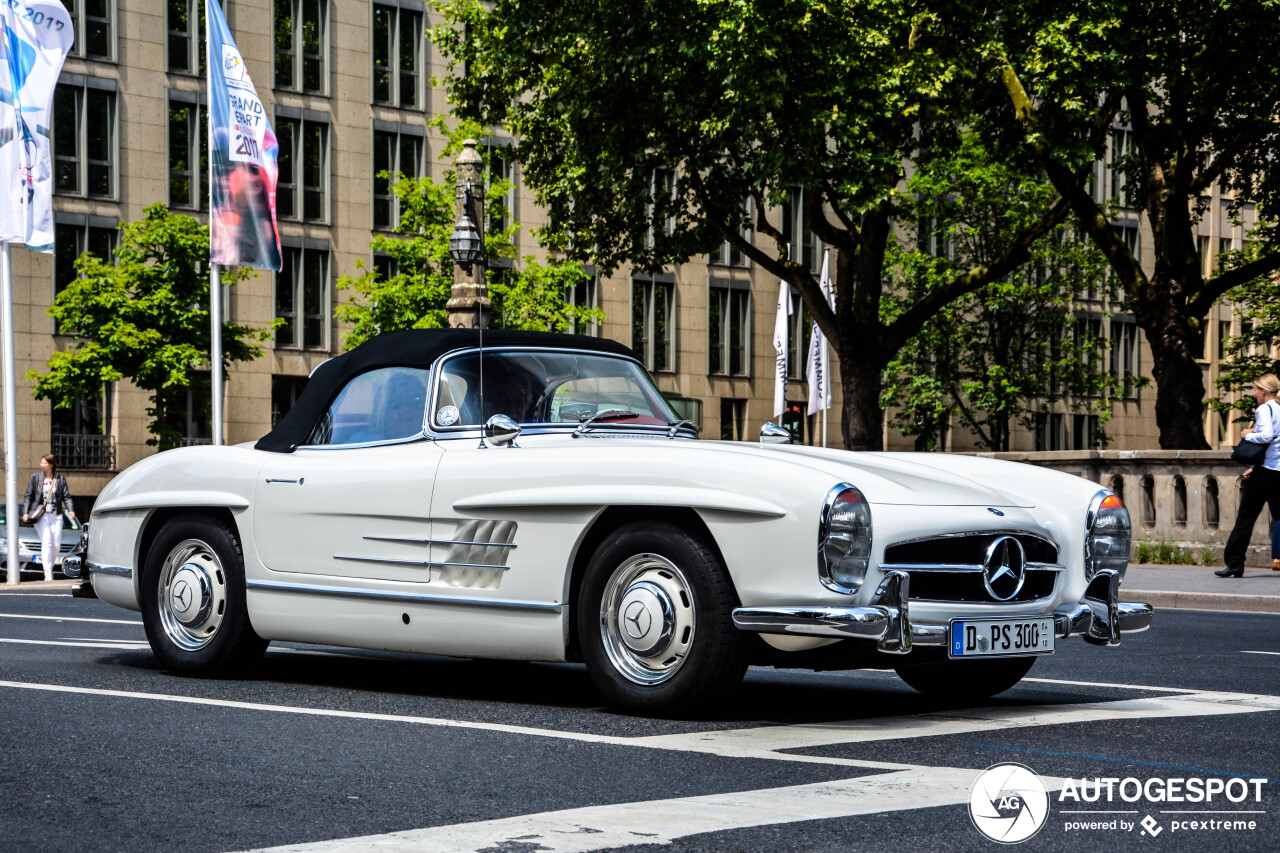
[1124, 563, 1280, 614]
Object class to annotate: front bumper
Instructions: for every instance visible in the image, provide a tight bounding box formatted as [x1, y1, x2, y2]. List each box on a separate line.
[732, 569, 1152, 655]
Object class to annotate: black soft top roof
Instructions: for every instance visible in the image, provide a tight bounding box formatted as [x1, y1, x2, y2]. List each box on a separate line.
[255, 328, 636, 452]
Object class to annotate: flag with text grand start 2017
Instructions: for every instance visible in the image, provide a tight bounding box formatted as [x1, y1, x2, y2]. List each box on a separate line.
[0, 1, 73, 252]
[207, 0, 281, 270]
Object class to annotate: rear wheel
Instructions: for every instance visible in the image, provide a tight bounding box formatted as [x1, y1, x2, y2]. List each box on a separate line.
[578, 521, 748, 711]
[895, 656, 1036, 700]
[141, 515, 267, 676]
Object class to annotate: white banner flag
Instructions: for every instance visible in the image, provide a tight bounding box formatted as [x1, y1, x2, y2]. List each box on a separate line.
[773, 280, 792, 418]
[0, 1, 73, 251]
[806, 249, 833, 416]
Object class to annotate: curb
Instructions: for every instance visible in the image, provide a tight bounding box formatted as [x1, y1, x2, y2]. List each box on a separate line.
[0, 580, 75, 591]
[1125, 589, 1280, 615]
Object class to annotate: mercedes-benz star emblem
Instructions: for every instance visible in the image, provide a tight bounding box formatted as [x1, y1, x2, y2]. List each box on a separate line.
[623, 600, 652, 639]
[172, 579, 192, 612]
[982, 536, 1026, 601]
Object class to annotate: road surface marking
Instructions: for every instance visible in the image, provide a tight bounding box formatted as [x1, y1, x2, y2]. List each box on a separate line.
[0, 638, 149, 650]
[0, 678, 917, 771]
[1024, 676, 1202, 694]
[239, 766, 1031, 853]
[0, 612, 142, 626]
[1242, 650, 1280, 656]
[627, 691, 1280, 756]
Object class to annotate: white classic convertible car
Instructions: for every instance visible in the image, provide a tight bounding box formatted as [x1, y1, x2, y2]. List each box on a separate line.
[72, 329, 1152, 709]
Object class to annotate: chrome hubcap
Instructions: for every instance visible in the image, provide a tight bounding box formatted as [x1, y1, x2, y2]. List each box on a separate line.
[157, 539, 227, 651]
[600, 554, 695, 685]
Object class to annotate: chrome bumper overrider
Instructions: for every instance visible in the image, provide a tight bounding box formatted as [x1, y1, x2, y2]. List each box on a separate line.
[732, 569, 1153, 655]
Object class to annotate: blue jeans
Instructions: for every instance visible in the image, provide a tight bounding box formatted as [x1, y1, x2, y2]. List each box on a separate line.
[1273, 519, 1280, 560]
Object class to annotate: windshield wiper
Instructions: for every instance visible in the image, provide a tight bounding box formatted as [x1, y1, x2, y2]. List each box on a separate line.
[667, 419, 701, 438]
[573, 408, 640, 438]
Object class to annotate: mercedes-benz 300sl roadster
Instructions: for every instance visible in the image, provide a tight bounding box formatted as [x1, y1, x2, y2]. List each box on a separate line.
[72, 329, 1152, 710]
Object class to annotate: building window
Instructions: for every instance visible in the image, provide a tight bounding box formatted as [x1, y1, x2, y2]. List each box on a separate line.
[1034, 412, 1067, 451]
[720, 398, 746, 441]
[567, 271, 600, 336]
[1110, 318, 1139, 398]
[372, 127, 424, 229]
[781, 187, 819, 272]
[276, 113, 329, 222]
[51, 388, 115, 470]
[53, 78, 116, 199]
[271, 375, 309, 427]
[645, 167, 675, 250]
[632, 274, 675, 372]
[667, 397, 702, 427]
[484, 141, 516, 238]
[709, 200, 751, 267]
[64, 0, 115, 61]
[787, 291, 811, 381]
[1071, 414, 1103, 450]
[158, 372, 213, 446]
[54, 218, 116, 301]
[373, 253, 398, 281]
[275, 244, 330, 350]
[708, 279, 750, 376]
[781, 400, 809, 445]
[372, 2, 423, 107]
[1108, 128, 1132, 207]
[167, 0, 206, 74]
[168, 92, 208, 210]
[274, 0, 327, 93]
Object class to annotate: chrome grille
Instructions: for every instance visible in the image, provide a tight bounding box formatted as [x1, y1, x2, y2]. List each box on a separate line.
[881, 531, 1060, 604]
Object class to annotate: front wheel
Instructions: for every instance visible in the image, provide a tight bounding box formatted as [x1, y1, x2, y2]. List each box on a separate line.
[895, 656, 1036, 700]
[141, 515, 267, 676]
[577, 521, 748, 711]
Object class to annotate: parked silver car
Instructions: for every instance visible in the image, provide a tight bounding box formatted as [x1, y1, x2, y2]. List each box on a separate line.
[0, 504, 81, 576]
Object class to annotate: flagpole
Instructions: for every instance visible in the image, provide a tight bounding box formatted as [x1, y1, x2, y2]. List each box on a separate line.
[210, 264, 223, 445]
[2, 243, 20, 584]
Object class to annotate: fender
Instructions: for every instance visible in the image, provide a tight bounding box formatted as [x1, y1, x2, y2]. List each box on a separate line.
[452, 485, 787, 518]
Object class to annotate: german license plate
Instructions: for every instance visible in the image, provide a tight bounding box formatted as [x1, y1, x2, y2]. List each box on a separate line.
[949, 617, 1054, 658]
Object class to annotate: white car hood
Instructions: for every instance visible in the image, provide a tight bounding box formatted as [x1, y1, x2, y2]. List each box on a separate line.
[717, 444, 1035, 507]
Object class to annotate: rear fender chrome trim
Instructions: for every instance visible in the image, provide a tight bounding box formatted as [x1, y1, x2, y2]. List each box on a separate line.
[246, 579, 560, 612]
[86, 561, 132, 578]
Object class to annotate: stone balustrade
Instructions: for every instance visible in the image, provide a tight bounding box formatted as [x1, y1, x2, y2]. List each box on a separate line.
[964, 450, 1272, 567]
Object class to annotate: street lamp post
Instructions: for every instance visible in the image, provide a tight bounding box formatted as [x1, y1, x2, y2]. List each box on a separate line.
[447, 139, 491, 329]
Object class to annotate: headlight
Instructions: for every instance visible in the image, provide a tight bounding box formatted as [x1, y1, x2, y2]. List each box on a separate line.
[1086, 491, 1130, 580]
[819, 484, 873, 593]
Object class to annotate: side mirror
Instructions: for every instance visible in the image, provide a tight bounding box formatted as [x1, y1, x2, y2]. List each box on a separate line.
[484, 414, 521, 447]
[759, 422, 792, 445]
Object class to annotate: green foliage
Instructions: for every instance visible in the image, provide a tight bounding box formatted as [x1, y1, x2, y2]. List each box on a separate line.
[337, 117, 604, 350]
[1135, 539, 1211, 567]
[26, 204, 269, 450]
[1213, 226, 1280, 425]
[433, 0, 1076, 449]
[882, 134, 1123, 451]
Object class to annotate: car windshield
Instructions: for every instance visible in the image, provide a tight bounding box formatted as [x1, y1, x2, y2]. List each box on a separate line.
[433, 350, 678, 429]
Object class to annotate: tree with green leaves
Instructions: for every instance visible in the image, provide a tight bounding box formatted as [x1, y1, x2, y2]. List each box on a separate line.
[990, 0, 1280, 448]
[27, 204, 269, 449]
[434, 0, 1073, 450]
[1213, 233, 1280, 427]
[883, 134, 1122, 452]
[337, 124, 604, 349]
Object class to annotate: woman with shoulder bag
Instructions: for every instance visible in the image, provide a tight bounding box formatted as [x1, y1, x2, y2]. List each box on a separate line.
[1219, 374, 1280, 577]
[21, 453, 76, 582]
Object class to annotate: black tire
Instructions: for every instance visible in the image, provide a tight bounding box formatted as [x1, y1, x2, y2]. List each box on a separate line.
[895, 656, 1037, 700]
[141, 514, 268, 676]
[577, 520, 749, 711]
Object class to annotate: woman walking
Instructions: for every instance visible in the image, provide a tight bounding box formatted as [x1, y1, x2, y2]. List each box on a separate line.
[1219, 374, 1280, 578]
[21, 453, 75, 582]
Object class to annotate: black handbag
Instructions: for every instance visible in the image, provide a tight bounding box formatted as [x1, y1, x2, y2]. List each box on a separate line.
[1231, 437, 1269, 466]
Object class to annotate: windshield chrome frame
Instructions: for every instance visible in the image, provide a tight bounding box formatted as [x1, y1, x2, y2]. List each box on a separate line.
[424, 346, 692, 442]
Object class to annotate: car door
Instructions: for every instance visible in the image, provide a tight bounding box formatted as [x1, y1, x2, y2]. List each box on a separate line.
[253, 366, 445, 583]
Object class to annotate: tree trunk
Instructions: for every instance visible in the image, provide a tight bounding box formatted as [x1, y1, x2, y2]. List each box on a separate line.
[1135, 292, 1210, 449]
[836, 344, 886, 451]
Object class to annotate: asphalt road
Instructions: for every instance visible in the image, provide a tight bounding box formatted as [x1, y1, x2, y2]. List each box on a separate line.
[0, 589, 1276, 853]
